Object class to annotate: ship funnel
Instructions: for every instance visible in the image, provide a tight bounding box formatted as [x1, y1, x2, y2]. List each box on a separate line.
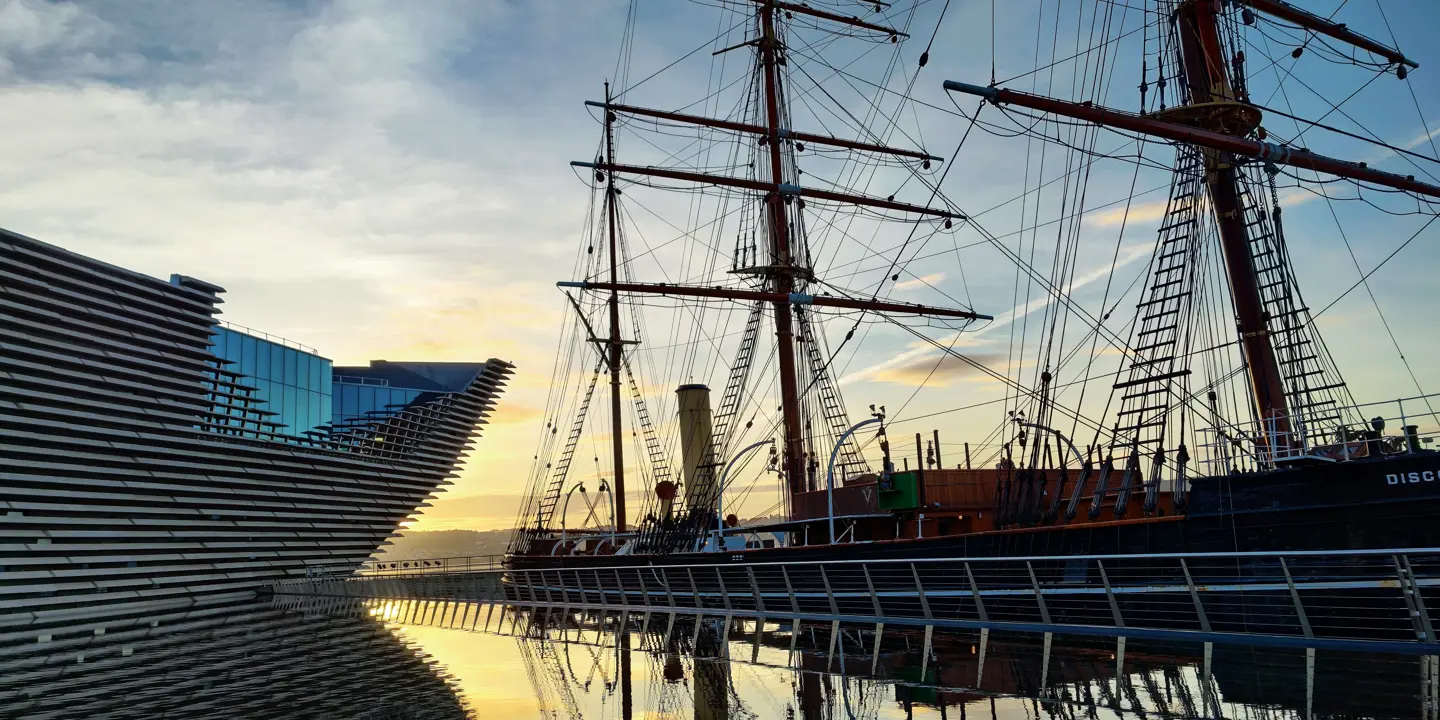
[676, 384, 715, 513]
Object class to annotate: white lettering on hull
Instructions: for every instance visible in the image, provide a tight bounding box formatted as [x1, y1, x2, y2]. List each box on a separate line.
[1387, 470, 1437, 485]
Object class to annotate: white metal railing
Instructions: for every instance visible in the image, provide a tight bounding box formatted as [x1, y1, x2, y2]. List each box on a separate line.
[273, 547, 1440, 650]
[216, 319, 320, 355]
[1197, 393, 1440, 475]
[354, 554, 507, 577]
[332, 374, 391, 387]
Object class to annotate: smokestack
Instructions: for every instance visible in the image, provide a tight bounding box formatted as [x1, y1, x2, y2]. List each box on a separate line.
[676, 384, 715, 513]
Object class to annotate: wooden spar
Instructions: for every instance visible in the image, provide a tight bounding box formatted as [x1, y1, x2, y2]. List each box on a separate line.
[585, 101, 943, 162]
[1234, 0, 1417, 69]
[603, 82, 627, 533]
[941, 82, 1440, 200]
[1172, 0, 1291, 443]
[752, 0, 909, 38]
[556, 281, 994, 321]
[759, 3, 808, 500]
[572, 161, 965, 217]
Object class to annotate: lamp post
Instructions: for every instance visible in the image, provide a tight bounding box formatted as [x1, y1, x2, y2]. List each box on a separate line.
[595, 479, 617, 550]
[828, 408, 885, 545]
[713, 438, 776, 551]
[557, 481, 587, 549]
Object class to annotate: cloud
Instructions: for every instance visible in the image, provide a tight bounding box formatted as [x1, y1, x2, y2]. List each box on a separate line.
[871, 352, 1009, 387]
[0, 1, 641, 525]
[486, 403, 544, 426]
[406, 492, 527, 531]
[1405, 127, 1440, 152]
[892, 272, 945, 291]
[1086, 196, 1172, 228]
[840, 241, 1153, 386]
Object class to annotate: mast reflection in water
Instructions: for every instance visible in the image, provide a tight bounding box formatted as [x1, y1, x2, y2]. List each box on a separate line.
[383, 601, 1439, 719]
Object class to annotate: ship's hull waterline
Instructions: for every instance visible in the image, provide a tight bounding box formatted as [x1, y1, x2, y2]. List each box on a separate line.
[511, 452, 1440, 570]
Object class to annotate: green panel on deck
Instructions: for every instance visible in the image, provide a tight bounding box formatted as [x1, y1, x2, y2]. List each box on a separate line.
[877, 470, 920, 511]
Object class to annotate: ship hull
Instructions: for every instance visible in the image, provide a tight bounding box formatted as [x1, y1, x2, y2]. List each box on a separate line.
[512, 451, 1440, 570]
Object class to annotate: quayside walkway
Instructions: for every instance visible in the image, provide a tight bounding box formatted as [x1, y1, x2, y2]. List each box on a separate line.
[268, 548, 1440, 654]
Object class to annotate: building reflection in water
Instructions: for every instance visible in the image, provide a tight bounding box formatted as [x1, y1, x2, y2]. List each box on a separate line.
[385, 600, 1438, 720]
[0, 599, 470, 719]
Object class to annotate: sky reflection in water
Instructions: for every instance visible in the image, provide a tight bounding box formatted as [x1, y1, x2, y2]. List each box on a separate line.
[390, 604, 1432, 719]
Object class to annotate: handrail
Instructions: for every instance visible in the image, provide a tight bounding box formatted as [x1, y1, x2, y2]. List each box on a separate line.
[275, 545, 1440, 652]
[357, 554, 509, 576]
[216, 318, 321, 355]
[344, 546, 1440, 578]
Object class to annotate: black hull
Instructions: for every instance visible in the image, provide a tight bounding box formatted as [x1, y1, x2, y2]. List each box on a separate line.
[513, 452, 1440, 570]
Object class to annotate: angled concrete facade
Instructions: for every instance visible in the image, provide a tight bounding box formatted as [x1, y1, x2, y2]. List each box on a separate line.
[0, 228, 512, 632]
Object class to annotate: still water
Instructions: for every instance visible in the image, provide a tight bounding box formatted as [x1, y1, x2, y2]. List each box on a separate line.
[3, 599, 1434, 718]
[396, 604, 1434, 719]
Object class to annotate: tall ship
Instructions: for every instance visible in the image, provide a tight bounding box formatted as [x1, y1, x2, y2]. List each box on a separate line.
[509, 0, 1440, 568]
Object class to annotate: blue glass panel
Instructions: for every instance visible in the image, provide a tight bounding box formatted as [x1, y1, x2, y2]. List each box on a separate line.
[283, 385, 297, 428]
[238, 335, 252, 376]
[269, 344, 283, 383]
[255, 341, 269, 383]
[283, 348, 297, 386]
[340, 384, 358, 419]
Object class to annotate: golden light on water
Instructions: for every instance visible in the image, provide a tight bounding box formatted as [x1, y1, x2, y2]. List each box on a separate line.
[367, 601, 405, 621]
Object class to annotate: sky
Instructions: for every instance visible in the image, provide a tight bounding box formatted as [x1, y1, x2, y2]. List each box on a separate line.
[4, 0, 1439, 533]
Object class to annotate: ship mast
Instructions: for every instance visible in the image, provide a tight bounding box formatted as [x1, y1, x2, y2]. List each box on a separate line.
[945, 0, 1438, 454]
[604, 81, 627, 533]
[1174, 0, 1290, 442]
[756, 2, 806, 495]
[566, 1, 982, 536]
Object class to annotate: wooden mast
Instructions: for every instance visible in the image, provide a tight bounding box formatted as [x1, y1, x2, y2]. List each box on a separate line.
[564, 2, 965, 543]
[1174, 0, 1291, 444]
[603, 81, 627, 532]
[757, 2, 808, 497]
[945, 0, 1433, 454]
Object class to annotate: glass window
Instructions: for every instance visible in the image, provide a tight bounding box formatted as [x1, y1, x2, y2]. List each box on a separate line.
[255, 341, 269, 382]
[284, 385, 298, 428]
[284, 349, 297, 387]
[268, 343, 283, 383]
[239, 335, 253, 376]
[339, 383, 358, 419]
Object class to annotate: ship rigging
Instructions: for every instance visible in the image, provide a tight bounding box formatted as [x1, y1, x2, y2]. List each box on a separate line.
[510, 0, 1440, 562]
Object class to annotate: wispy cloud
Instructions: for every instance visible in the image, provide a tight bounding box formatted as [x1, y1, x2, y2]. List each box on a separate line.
[839, 241, 1153, 386]
[1405, 126, 1440, 152]
[871, 352, 1009, 387]
[892, 272, 945, 291]
[1085, 196, 1172, 228]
